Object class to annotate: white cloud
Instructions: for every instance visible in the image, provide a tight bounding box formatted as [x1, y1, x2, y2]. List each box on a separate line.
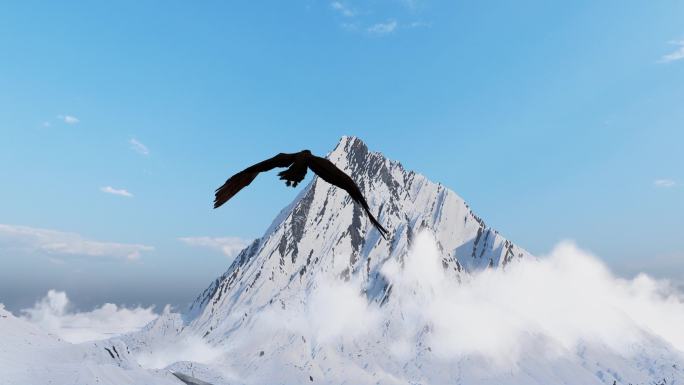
[7, 293, 223, 372]
[129, 138, 150, 156]
[47, 257, 65, 265]
[57, 115, 79, 124]
[340, 22, 360, 31]
[100, 186, 133, 197]
[654, 179, 676, 188]
[18, 290, 158, 343]
[661, 40, 684, 63]
[0, 224, 153, 260]
[242, 269, 381, 351]
[331, 1, 355, 17]
[240, 232, 684, 368]
[380, 233, 684, 361]
[179, 236, 251, 259]
[407, 20, 431, 28]
[367, 20, 398, 35]
[42, 121, 51, 128]
[306, 279, 380, 343]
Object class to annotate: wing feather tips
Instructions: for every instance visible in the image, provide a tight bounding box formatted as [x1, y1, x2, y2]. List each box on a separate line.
[213, 186, 233, 208]
[213, 172, 258, 209]
[213, 192, 229, 209]
[368, 213, 389, 240]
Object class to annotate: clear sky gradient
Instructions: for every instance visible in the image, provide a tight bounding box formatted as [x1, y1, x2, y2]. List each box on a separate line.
[1, 0, 682, 311]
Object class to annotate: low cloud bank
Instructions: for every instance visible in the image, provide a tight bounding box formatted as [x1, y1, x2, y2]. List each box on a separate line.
[245, 232, 684, 366]
[9, 291, 222, 369]
[0, 223, 153, 260]
[9, 234, 684, 370]
[18, 290, 158, 343]
[179, 236, 251, 259]
[380, 233, 684, 362]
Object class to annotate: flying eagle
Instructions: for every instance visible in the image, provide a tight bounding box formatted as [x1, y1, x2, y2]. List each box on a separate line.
[214, 150, 389, 239]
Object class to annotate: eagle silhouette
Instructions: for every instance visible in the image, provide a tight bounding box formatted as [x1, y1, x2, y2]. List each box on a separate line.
[214, 150, 389, 239]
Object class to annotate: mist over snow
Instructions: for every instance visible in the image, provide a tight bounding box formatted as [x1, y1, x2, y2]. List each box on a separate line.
[4, 237, 684, 384]
[17, 290, 159, 343]
[219, 232, 684, 370]
[135, 334, 224, 369]
[248, 271, 383, 346]
[378, 232, 684, 363]
[104, 231, 684, 385]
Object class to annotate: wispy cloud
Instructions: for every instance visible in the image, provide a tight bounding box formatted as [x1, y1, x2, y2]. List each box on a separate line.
[331, 1, 355, 17]
[408, 20, 431, 28]
[19, 290, 158, 343]
[47, 257, 65, 265]
[328, 1, 429, 36]
[57, 115, 80, 124]
[654, 179, 676, 188]
[660, 40, 684, 63]
[179, 236, 251, 259]
[129, 138, 150, 156]
[340, 22, 360, 31]
[0, 224, 153, 261]
[367, 20, 398, 35]
[101, 186, 133, 197]
[242, 233, 684, 367]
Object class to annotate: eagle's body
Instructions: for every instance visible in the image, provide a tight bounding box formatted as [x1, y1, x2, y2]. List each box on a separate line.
[214, 150, 389, 239]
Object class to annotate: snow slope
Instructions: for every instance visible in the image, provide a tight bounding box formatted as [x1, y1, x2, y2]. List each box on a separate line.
[0, 304, 180, 385]
[186, 136, 532, 334]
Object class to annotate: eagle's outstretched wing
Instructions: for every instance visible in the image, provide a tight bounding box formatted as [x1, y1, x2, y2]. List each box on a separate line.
[214, 153, 298, 209]
[306, 155, 389, 239]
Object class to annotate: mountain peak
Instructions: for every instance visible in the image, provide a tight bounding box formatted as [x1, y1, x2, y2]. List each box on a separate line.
[330, 135, 372, 172]
[334, 135, 368, 154]
[184, 137, 531, 329]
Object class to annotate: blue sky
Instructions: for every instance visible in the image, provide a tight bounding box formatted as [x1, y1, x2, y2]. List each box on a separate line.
[1, 0, 682, 311]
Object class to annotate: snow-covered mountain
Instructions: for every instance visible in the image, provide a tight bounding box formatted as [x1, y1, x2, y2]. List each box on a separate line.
[184, 135, 532, 337]
[0, 304, 181, 385]
[5, 136, 683, 385]
[117, 136, 684, 385]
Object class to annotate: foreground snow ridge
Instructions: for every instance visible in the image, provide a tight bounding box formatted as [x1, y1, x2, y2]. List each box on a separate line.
[3, 136, 683, 385]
